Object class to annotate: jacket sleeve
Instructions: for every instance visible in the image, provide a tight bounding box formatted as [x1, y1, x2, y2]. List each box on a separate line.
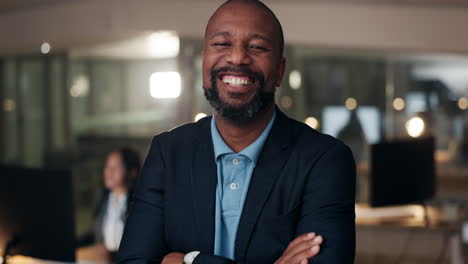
[196, 141, 356, 264]
[117, 136, 169, 264]
[298, 142, 356, 264]
[117, 136, 241, 264]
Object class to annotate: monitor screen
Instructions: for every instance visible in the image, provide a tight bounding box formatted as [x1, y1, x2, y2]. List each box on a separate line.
[370, 137, 435, 207]
[322, 106, 381, 144]
[0, 166, 75, 262]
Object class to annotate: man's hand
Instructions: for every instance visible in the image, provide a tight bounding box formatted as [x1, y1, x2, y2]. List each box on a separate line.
[162, 252, 184, 264]
[274, 233, 323, 264]
[161, 233, 322, 264]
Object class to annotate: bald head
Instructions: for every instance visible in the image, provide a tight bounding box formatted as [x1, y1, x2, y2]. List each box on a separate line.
[205, 0, 284, 58]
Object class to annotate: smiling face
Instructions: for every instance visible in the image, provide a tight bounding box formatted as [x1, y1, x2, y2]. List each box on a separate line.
[202, 1, 286, 121]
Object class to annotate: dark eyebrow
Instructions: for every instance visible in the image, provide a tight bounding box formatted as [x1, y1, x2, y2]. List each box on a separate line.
[250, 33, 273, 44]
[208, 32, 273, 44]
[208, 32, 230, 40]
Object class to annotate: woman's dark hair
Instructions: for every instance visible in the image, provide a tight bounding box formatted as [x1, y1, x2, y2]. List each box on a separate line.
[114, 147, 141, 190]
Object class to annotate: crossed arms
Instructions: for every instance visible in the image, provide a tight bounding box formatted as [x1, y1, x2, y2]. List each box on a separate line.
[117, 136, 355, 264]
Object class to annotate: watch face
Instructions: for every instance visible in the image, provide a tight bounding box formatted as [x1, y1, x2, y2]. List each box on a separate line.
[183, 251, 200, 264]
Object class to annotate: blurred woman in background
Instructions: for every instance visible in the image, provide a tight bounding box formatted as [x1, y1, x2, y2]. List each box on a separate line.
[78, 147, 141, 262]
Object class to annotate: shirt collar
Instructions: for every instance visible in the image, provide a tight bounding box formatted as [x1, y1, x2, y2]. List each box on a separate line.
[109, 191, 128, 205]
[210, 111, 276, 164]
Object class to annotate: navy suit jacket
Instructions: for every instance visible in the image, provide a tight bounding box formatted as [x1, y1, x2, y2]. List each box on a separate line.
[117, 109, 356, 264]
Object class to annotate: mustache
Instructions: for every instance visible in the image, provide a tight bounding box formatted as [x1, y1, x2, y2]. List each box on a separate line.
[210, 66, 265, 85]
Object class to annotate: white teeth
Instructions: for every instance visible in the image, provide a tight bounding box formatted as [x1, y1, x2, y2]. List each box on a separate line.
[222, 76, 251, 86]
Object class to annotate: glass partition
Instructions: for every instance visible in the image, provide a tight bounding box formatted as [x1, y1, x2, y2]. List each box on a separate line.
[1, 37, 467, 234]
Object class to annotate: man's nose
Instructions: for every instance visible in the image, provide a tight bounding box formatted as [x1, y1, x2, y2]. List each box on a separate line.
[226, 46, 252, 65]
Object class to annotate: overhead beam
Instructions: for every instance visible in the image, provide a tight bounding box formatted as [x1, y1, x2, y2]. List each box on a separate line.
[0, 0, 467, 55]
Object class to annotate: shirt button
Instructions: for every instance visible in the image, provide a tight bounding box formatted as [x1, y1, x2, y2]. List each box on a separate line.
[230, 183, 237, 190]
[232, 158, 239, 165]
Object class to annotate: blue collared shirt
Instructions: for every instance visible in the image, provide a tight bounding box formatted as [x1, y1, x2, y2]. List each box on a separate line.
[210, 112, 276, 260]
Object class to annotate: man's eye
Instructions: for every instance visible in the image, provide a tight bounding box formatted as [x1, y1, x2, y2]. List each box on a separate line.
[213, 42, 230, 47]
[249, 45, 268, 51]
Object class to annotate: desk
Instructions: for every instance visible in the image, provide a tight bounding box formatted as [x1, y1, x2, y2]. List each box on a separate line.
[356, 204, 466, 264]
[3, 206, 465, 264]
[2, 245, 108, 264]
[2, 256, 102, 264]
[76, 245, 109, 264]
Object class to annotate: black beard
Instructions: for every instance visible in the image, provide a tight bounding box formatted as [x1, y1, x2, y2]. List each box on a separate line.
[203, 67, 274, 122]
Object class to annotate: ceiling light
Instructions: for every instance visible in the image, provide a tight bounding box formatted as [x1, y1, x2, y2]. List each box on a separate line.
[147, 31, 180, 58]
[149, 72, 181, 99]
[345, 97, 358, 111]
[70, 75, 90, 98]
[406, 117, 425, 138]
[289, 70, 301, 90]
[304, 117, 320, 130]
[458, 97, 468, 110]
[393, 97, 405, 111]
[41, 42, 51, 54]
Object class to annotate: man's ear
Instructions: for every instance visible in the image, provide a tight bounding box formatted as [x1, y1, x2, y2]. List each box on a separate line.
[276, 57, 286, 87]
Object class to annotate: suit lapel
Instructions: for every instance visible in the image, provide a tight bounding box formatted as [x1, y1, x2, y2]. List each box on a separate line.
[234, 110, 293, 260]
[190, 117, 217, 253]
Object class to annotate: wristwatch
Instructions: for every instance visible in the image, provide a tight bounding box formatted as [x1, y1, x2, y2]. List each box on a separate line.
[182, 251, 200, 264]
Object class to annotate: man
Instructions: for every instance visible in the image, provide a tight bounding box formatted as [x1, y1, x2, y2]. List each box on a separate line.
[117, 0, 356, 263]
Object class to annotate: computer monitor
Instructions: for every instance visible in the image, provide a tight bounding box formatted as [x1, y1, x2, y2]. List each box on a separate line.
[322, 106, 381, 144]
[370, 137, 435, 207]
[0, 166, 76, 262]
